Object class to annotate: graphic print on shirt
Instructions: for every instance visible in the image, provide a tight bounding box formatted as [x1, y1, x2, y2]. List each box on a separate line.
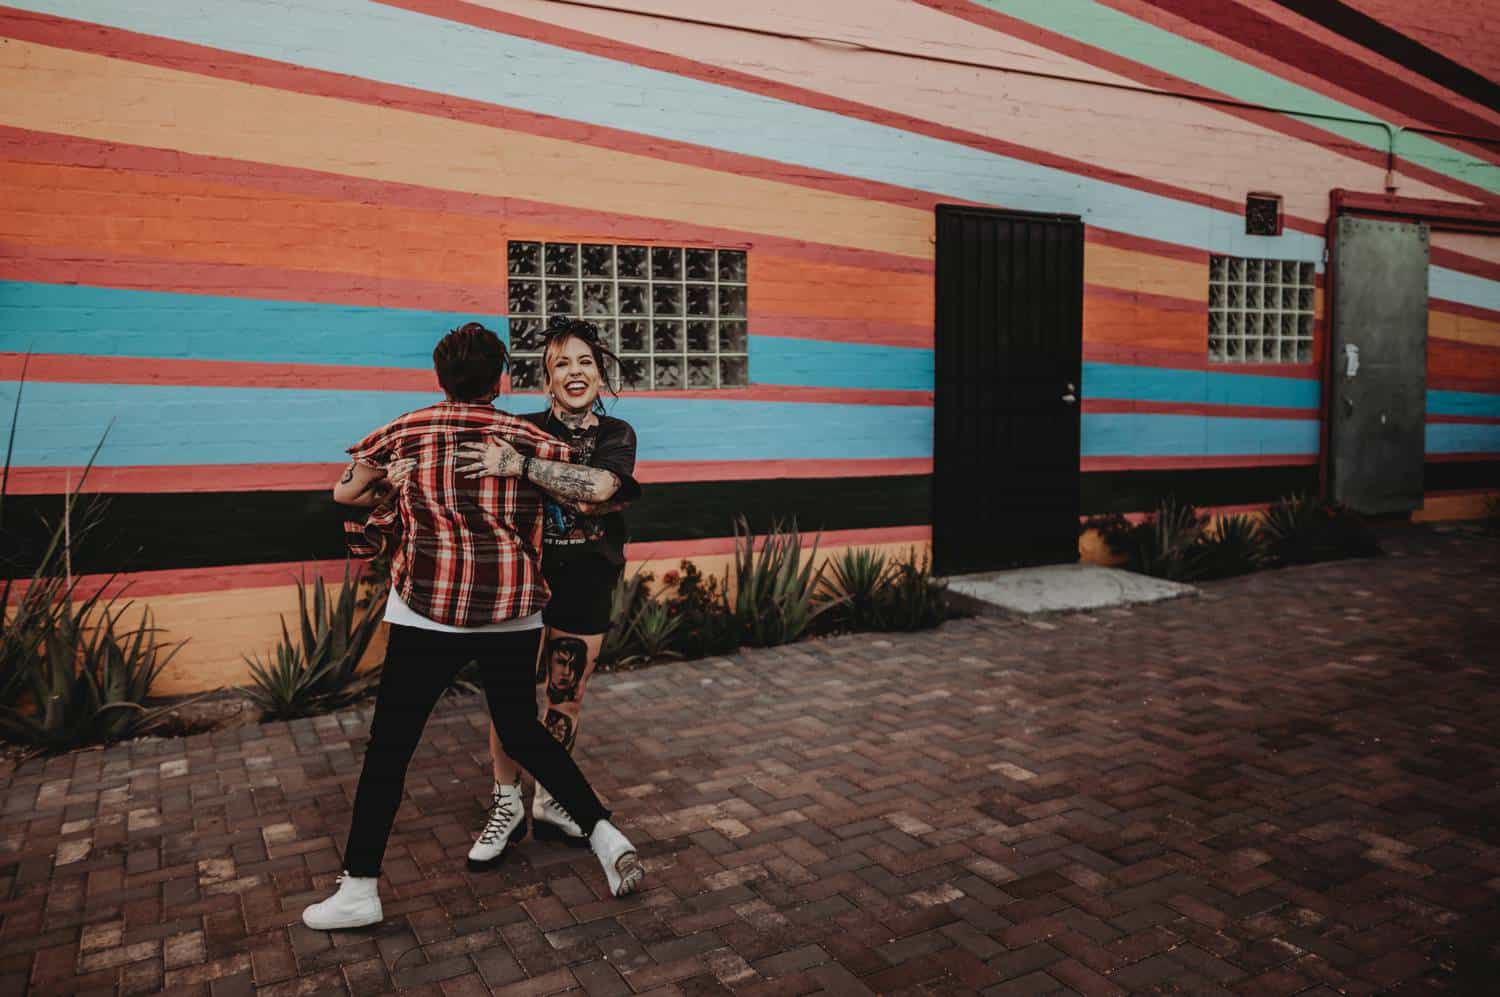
[542, 427, 606, 546]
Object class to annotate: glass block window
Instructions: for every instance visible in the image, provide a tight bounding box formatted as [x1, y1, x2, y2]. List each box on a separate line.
[506, 241, 749, 391]
[1208, 255, 1316, 364]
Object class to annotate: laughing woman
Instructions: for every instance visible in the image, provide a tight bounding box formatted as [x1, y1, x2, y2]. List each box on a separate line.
[462, 317, 642, 867]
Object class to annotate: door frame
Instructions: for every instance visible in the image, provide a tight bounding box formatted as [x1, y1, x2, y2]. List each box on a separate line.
[932, 203, 1085, 575]
[1320, 191, 1500, 499]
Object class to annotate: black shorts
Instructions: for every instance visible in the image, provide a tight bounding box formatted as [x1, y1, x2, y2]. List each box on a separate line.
[541, 555, 622, 635]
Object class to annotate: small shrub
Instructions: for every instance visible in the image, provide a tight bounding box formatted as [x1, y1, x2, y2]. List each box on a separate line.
[1186, 514, 1269, 580]
[663, 562, 739, 659]
[243, 564, 383, 720]
[1482, 495, 1500, 536]
[620, 601, 684, 665]
[1262, 493, 1380, 565]
[1088, 498, 1206, 581]
[599, 570, 653, 665]
[876, 548, 951, 631]
[820, 548, 891, 631]
[727, 517, 839, 647]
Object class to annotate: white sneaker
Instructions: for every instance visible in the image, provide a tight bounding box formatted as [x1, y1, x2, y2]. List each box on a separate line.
[302, 873, 382, 930]
[590, 819, 644, 898]
[467, 781, 528, 870]
[532, 783, 587, 847]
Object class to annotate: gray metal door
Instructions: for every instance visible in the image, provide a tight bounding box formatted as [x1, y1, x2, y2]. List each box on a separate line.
[1330, 215, 1429, 514]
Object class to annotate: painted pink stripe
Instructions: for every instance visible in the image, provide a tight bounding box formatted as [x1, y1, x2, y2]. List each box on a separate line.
[6, 559, 357, 602]
[4, 457, 933, 496]
[1084, 399, 1317, 420]
[1083, 342, 1320, 378]
[0, 241, 502, 313]
[1082, 454, 1318, 471]
[914, 0, 1500, 208]
[1, 354, 932, 406]
[750, 314, 931, 349]
[626, 525, 932, 562]
[0, 125, 929, 277]
[1085, 283, 1207, 314]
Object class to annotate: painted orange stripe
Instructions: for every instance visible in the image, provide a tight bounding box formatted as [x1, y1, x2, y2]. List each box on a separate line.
[1082, 454, 1319, 470]
[0, 241, 500, 314]
[1084, 342, 1320, 378]
[626, 525, 932, 563]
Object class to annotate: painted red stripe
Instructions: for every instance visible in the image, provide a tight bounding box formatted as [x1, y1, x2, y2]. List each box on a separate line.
[914, 0, 1500, 208]
[1084, 399, 1316, 420]
[1083, 342, 1319, 378]
[1085, 283, 1207, 315]
[0, 241, 502, 313]
[1082, 454, 1318, 471]
[3, 457, 935, 496]
[6, 559, 358, 602]
[1085, 227, 1210, 266]
[1428, 413, 1500, 425]
[1, 353, 933, 405]
[751, 314, 931, 349]
[1428, 452, 1500, 462]
[626, 525, 932, 563]
[1096, 0, 1500, 151]
[0, 126, 929, 277]
[1430, 373, 1500, 393]
[1430, 246, 1500, 286]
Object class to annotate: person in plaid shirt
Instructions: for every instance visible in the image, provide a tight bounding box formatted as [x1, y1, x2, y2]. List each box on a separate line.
[302, 323, 643, 932]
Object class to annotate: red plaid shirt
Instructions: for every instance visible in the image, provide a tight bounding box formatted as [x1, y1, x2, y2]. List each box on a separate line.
[344, 402, 571, 627]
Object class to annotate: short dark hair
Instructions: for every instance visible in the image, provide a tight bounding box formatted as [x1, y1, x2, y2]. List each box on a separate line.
[542, 317, 619, 415]
[433, 322, 508, 402]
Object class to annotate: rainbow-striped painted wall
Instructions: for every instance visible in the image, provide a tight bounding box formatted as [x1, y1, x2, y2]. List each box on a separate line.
[2, 0, 1498, 692]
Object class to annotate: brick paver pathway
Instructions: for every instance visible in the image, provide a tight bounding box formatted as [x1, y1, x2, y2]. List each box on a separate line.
[3, 526, 1498, 996]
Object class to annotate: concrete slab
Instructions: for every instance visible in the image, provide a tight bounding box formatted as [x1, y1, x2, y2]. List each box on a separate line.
[943, 563, 1197, 616]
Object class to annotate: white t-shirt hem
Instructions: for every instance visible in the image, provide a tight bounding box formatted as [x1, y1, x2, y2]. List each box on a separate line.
[383, 587, 543, 634]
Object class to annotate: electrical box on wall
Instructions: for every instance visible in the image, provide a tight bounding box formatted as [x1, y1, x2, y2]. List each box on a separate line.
[1246, 192, 1283, 236]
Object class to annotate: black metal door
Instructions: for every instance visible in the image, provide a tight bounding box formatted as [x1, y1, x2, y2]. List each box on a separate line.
[934, 205, 1083, 575]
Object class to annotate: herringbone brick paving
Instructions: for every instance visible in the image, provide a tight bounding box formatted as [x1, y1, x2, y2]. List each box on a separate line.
[2, 525, 1498, 995]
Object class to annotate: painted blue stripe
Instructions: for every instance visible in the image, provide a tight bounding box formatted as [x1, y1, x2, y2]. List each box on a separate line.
[12, 0, 1320, 261]
[1431, 267, 1500, 315]
[0, 281, 482, 368]
[1427, 388, 1500, 419]
[0, 382, 933, 466]
[1427, 423, 1500, 455]
[1083, 362, 1320, 409]
[750, 336, 933, 392]
[1081, 414, 1319, 457]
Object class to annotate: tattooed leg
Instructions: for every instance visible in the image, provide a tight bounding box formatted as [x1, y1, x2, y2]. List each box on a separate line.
[489, 628, 602, 782]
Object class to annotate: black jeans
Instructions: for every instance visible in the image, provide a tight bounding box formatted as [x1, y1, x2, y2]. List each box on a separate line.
[342, 623, 611, 876]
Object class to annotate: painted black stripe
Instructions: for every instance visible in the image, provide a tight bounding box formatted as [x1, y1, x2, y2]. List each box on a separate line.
[1, 475, 933, 575]
[1270, 0, 1500, 114]
[1425, 459, 1500, 492]
[10, 462, 1470, 577]
[1080, 465, 1320, 516]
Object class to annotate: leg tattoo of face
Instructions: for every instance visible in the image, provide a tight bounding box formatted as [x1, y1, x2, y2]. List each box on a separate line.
[543, 708, 576, 750]
[544, 636, 589, 704]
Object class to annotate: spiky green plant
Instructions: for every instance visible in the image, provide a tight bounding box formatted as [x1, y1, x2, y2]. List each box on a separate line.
[726, 517, 839, 646]
[820, 547, 891, 631]
[877, 548, 951, 631]
[242, 563, 384, 720]
[598, 570, 653, 665]
[1185, 514, 1269, 580]
[1262, 493, 1379, 565]
[619, 600, 684, 665]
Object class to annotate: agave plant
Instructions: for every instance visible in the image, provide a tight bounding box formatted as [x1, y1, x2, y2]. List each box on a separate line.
[1262, 493, 1380, 565]
[820, 547, 891, 631]
[598, 570, 653, 665]
[1185, 513, 1268, 580]
[726, 517, 839, 646]
[877, 548, 951, 631]
[619, 600, 684, 665]
[242, 563, 384, 720]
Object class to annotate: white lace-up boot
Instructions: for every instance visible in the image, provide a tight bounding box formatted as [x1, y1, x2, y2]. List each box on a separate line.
[532, 783, 587, 846]
[589, 819, 644, 898]
[467, 781, 528, 870]
[302, 873, 382, 930]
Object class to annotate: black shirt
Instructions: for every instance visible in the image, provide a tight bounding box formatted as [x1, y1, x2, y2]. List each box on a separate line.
[520, 411, 640, 567]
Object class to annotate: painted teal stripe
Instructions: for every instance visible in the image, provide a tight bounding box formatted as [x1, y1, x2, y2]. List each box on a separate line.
[1427, 423, 1500, 454]
[750, 336, 934, 392]
[0, 382, 933, 466]
[1081, 413, 1318, 457]
[11, 0, 1321, 260]
[1428, 389, 1500, 419]
[0, 281, 481, 368]
[1083, 362, 1320, 409]
[967, 0, 1498, 195]
[1431, 266, 1500, 314]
